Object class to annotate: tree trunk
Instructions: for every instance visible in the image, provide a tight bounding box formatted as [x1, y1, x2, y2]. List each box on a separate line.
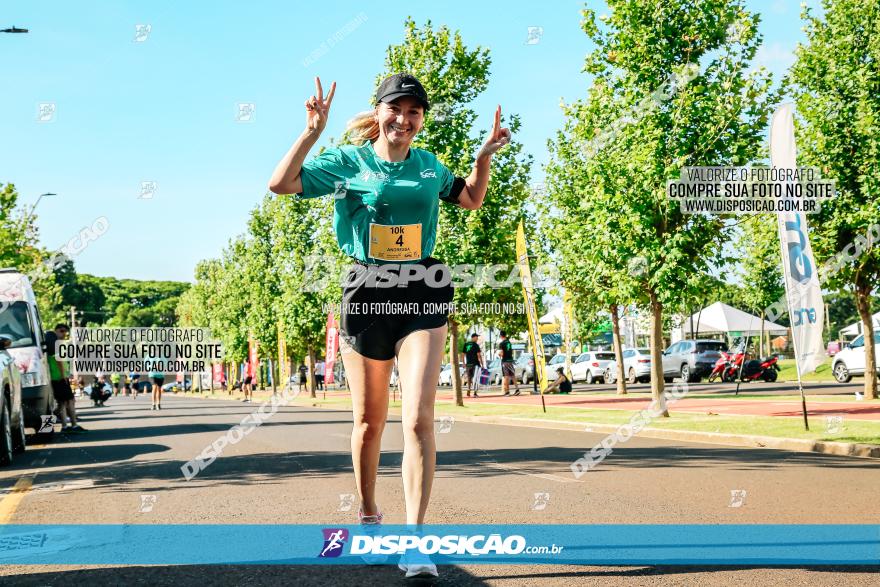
[449, 319, 463, 407]
[854, 282, 877, 400]
[649, 290, 669, 417]
[759, 310, 766, 358]
[689, 304, 695, 340]
[308, 347, 317, 398]
[610, 304, 627, 395]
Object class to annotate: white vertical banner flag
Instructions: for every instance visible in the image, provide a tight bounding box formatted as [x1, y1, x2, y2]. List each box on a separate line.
[770, 103, 825, 374]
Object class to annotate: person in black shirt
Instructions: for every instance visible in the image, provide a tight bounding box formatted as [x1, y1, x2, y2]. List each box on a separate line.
[462, 333, 484, 398]
[298, 364, 308, 393]
[496, 330, 521, 396]
[544, 367, 572, 394]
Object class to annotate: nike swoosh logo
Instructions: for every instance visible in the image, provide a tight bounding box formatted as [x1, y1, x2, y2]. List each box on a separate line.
[401, 84, 414, 88]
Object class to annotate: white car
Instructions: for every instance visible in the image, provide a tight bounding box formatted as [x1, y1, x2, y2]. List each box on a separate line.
[832, 333, 880, 383]
[438, 364, 465, 386]
[570, 351, 616, 384]
[605, 348, 652, 384]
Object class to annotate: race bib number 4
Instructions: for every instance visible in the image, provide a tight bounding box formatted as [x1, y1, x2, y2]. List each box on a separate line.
[368, 223, 422, 261]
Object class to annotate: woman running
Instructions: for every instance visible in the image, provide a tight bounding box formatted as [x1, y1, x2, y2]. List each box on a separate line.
[269, 73, 509, 577]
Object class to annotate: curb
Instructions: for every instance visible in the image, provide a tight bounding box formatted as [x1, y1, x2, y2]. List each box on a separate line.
[452, 414, 880, 459]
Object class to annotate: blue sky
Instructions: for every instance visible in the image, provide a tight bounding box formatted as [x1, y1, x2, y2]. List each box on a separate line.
[2, 0, 812, 282]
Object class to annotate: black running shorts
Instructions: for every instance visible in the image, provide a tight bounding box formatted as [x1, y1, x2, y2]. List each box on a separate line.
[340, 257, 454, 361]
[51, 379, 74, 403]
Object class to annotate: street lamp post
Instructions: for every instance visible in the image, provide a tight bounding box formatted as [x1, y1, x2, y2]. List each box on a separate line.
[28, 192, 57, 220]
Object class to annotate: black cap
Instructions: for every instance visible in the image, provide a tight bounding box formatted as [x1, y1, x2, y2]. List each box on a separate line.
[375, 73, 430, 110]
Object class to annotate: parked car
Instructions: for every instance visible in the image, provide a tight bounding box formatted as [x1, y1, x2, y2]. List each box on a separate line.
[0, 335, 26, 465]
[0, 270, 53, 438]
[832, 332, 880, 383]
[661, 339, 728, 383]
[547, 353, 578, 372]
[570, 351, 615, 384]
[162, 378, 192, 392]
[515, 352, 535, 384]
[486, 358, 503, 385]
[438, 363, 465, 386]
[605, 348, 652, 384]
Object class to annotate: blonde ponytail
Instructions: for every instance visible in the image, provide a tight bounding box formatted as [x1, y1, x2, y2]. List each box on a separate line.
[345, 109, 380, 146]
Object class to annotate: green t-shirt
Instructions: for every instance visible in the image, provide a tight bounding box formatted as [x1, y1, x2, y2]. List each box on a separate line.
[498, 339, 514, 362]
[44, 330, 64, 381]
[48, 355, 62, 381]
[296, 141, 460, 264]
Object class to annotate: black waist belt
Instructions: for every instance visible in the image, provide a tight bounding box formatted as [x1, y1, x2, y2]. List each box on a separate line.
[349, 257, 433, 267]
[350, 257, 378, 267]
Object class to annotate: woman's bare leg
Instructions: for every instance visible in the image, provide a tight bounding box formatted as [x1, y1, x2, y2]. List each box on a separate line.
[395, 325, 447, 525]
[342, 346, 393, 517]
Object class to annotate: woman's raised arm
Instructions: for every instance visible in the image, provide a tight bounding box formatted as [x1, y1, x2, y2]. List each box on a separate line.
[268, 76, 336, 194]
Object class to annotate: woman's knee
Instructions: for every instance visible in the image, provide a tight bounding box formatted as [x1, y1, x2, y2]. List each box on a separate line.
[352, 416, 386, 441]
[402, 411, 434, 438]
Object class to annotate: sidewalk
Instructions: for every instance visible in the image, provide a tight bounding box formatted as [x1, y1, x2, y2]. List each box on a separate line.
[433, 389, 880, 420]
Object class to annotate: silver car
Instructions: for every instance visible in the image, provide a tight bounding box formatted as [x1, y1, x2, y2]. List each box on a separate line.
[486, 358, 503, 385]
[605, 348, 652, 384]
[661, 339, 728, 383]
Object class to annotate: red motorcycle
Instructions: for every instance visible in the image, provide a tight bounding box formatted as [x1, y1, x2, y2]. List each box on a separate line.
[711, 351, 779, 383]
[739, 354, 780, 382]
[707, 351, 734, 382]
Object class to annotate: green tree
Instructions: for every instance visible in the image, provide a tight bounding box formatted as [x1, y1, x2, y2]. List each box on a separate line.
[244, 196, 282, 369]
[823, 291, 877, 342]
[0, 183, 38, 268]
[788, 0, 880, 398]
[0, 182, 67, 326]
[547, 0, 775, 414]
[274, 194, 341, 397]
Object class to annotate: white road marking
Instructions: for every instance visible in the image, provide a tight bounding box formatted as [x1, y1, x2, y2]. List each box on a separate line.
[0, 479, 95, 497]
[487, 462, 581, 483]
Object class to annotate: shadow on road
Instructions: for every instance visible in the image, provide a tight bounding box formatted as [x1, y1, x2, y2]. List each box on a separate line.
[3, 563, 878, 586]
[7, 436, 877, 495]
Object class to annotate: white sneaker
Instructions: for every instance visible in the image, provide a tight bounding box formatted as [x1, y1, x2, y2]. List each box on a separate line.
[398, 549, 438, 578]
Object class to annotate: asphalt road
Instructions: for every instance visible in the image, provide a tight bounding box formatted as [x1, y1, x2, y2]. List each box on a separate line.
[0, 393, 877, 585]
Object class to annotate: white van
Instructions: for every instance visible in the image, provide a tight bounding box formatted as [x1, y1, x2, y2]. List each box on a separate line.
[0, 269, 55, 435]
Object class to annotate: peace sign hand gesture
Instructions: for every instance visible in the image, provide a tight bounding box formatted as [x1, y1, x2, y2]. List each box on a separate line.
[304, 76, 336, 134]
[477, 105, 512, 160]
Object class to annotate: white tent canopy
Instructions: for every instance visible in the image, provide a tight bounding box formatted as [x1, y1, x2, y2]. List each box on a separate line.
[539, 308, 563, 324]
[840, 312, 880, 336]
[678, 302, 788, 336]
